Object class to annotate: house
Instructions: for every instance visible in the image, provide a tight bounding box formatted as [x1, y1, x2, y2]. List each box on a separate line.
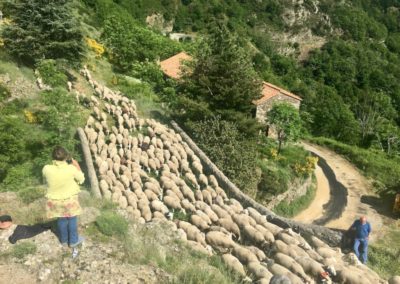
[159, 51, 191, 80]
[253, 82, 302, 124]
[159, 53, 302, 127]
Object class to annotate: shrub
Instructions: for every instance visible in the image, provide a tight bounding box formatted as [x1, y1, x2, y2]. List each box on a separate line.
[18, 186, 45, 204]
[95, 211, 128, 237]
[12, 242, 37, 258]
[0, 83, 11, 101]
[36, 60, 68, 88]
[257, 164, 289, 196]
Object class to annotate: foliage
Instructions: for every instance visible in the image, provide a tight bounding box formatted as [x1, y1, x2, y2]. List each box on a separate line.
[177, 22, 262, 136]
[36, 60, 68, 88]
[0, 83, 11, 101]
[86, 38, 105, 58]
[95, 211, 129, 237]
[368, 222, 400, 278]
[273, 178, 316, 218]
[17, 186, 45, 204]
[186, 117, 259, 196]
[102, 13, 181, 72]
[40, 88, 80, 145]
[2, 0, 83, 65]
[257, 163, 289, 196]
[12, 242, 37, 258]
[309, 137, 400, 195]
[267, 103, 302, 153]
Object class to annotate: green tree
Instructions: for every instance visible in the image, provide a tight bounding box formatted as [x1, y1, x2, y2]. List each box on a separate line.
[187, 117, 260, 196]
[2, 0, 83, 65]
[267, 103, 302, 154]
[178, 22, 262, 135]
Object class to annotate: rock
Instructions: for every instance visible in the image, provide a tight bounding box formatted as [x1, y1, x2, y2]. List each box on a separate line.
[79, 207, 101, 226]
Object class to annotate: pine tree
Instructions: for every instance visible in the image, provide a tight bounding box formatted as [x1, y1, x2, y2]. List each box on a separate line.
[178, 22, 262, 134]
[2, 0, 83, 65]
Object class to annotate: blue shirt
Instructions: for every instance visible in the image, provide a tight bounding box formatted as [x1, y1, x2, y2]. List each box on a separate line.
[351, 220, 371, 239]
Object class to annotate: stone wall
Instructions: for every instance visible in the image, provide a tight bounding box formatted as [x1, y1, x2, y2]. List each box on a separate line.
[264, 176, 313, 210]
[255, 94, 301, 124]
[171, 121, 343, 247]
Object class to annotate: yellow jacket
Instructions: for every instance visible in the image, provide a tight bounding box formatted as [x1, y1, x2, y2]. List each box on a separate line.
[43, 160, 85, 200]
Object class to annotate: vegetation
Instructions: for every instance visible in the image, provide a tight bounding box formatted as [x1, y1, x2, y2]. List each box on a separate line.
[12, 242, 37, 259]
[2, 0, 83, 65]
[95, 211, 129, 238]
[368, 222, 400, 278]
[273, 177, 317, 218]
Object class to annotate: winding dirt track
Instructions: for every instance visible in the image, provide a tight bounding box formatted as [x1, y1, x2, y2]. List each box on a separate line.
[295, 142, 382, 241]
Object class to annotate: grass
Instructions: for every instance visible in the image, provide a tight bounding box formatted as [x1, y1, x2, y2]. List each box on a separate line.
[12, 242, 37, 258]
[95, 211, 129, 237]
[368, 221, 400, 278]
[309, 136, 400, 195]
[272, 175, 317, 218]
[17, 186, 46, 204]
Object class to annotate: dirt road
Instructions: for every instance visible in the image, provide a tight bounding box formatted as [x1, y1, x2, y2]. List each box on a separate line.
[297, 142, 382, 240]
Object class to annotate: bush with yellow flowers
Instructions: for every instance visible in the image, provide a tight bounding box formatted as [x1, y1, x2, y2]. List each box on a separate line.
[23, 110, 38, 124]
[0, 38, 4, 47]
[293, 156, 318, 177]
[86, 38, 105, 58]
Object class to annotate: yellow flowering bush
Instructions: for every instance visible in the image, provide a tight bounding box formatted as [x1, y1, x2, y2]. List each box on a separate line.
[293, 156, 318, 176]
[86, 38, 105, 57]
[24, 110, 38, 124]
[0, 38, 4, 47]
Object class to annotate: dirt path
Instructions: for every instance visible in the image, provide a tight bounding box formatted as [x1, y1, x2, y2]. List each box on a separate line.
[298, 142, 383, 241]
[294, 165, 330, 222]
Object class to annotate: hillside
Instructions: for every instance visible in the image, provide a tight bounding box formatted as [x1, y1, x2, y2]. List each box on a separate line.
[1, 0, 400, 283]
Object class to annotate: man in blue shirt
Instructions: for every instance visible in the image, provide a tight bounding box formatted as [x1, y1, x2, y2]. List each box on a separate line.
[351, 216, 371, 264]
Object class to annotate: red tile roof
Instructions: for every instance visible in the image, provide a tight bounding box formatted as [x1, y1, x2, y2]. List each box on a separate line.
[253, 82, 302, 105]
[159, 52, 192, 79]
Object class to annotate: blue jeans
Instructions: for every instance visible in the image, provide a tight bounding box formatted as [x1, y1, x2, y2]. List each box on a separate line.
[354, 238, 368, 263]
[57, 216, 78, 245]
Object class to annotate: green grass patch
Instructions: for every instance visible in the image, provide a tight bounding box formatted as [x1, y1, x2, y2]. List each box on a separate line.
[273, 176, 317, 218]
[17, 186, 46, 204]
[12, 242, 37, 258]
[309, 137, 400, 195]
[368, 222, 400, 278]
[95, 211, 129, 237]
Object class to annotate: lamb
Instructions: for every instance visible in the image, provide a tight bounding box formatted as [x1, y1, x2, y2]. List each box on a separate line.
[185, 226, 207, 246]
[247, 261, 273, 281]
[221, 254, 246, 277]
[205, 231, 236, 250]
[186, 240, 211, 256]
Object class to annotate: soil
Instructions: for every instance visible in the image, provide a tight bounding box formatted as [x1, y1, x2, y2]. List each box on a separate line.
[297, 142, 384, 242]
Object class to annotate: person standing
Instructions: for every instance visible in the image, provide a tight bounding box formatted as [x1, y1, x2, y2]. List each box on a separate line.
[42, 146, 85, 247]
[350, 216, 371, 264]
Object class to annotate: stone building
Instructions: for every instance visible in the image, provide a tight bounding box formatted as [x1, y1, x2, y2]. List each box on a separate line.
[253, 81, 302, 124]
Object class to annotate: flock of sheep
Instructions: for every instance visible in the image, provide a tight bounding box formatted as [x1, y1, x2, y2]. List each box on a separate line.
[73, 67, 396, 284]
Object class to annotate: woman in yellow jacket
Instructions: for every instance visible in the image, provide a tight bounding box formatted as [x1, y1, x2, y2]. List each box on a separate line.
[42, 146, 85, 247]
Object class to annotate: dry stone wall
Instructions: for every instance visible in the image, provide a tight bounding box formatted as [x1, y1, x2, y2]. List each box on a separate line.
[170, 121, 343, 248]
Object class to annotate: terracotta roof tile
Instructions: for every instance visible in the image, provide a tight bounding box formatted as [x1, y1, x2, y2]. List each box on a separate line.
[159, 52, 192, 79]
[253, 82, 302, 105]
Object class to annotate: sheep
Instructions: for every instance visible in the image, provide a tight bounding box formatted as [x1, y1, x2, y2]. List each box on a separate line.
[202, 189, 213, 205]
[195, 210, 212, 225]
[208, 175, 219, 188]
[211, 204, 231, 220]
[191, 214, 210, 231]
[118, 196, 128, 209]
[218, 218, 241, 239]
[247, 261, 273, 281]
[336, 267, 373, 284]
[192, 161, 203, 175]
[389, 276, 400, 284]
[242, 225, 266, 246]
[144, 189, 158, 201]
[207, 226, 231, 236]
[195, 189, 203, 201]
[150, 200, 169, 214]
[266, 262, 303, 284]
[274, 253, 310, 282]
[229, 198, 243, 212]
[254, 224, 275, 244]
[232, 245, 259, 265]
[294, 256, 325, 278]
[181, 199, 196, 213]
[186, 240, 211, 256]
[205, 231, 235, 250]
[198, 174, 208, 187]
[185, 226, 207, 246]
[180, 185, 195, 202]
[139, 205, 152, 222]
[246, 246, 267, 262]
[221, 254, 246, 277]
[163, 195, 183, 211]
[232, 213, 257, 228]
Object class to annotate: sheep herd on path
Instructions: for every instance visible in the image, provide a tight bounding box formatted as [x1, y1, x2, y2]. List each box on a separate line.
[65, 66, 398, 284]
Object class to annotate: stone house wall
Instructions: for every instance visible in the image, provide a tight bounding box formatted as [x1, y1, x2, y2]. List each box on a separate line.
[255, 94, 301, 124]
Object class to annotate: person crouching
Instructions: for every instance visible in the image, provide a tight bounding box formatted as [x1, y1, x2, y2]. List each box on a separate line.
[42, 146, 85, 247]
